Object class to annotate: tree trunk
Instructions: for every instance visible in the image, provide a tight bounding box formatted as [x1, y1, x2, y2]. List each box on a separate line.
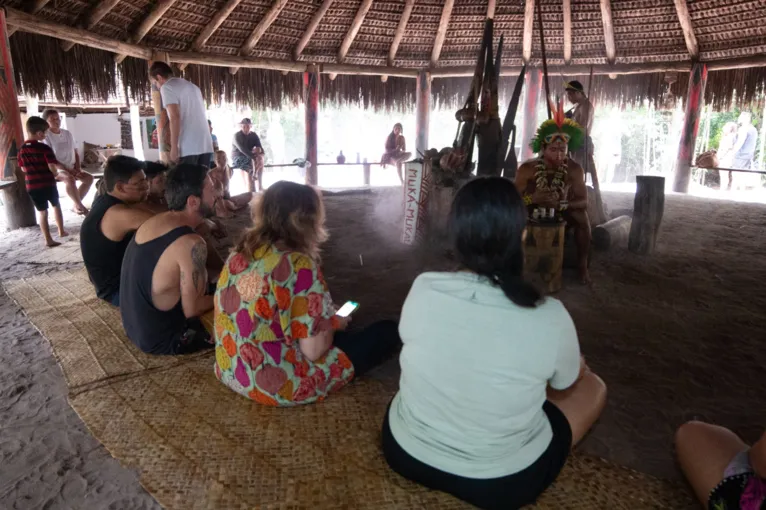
[628, 176, 665, 255]
[673, 62, 708, 193]
[593, 215, 631, 251]
[304, 66, 319, 186]
[2, 181, 37, 230]
[415, 71, 431, 155]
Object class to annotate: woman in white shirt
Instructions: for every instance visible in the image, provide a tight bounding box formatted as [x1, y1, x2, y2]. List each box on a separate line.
[382, 176, 607, 509]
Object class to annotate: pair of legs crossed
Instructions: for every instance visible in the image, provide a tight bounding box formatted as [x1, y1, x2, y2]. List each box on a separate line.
[56, 170, 93, 215]
[382, 367, 607, 509]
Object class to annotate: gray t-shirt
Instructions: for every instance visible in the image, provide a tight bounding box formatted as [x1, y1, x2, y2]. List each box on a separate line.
[733, 124, 758, 162]
[388, 272, 581, 478]
[160, 77, 213, 158]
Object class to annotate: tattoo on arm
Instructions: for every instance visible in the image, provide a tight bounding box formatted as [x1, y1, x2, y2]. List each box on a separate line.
[190, 241, 208, 292]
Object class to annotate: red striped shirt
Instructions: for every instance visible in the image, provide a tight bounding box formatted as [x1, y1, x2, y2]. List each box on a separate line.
[18, 140, 58, 191]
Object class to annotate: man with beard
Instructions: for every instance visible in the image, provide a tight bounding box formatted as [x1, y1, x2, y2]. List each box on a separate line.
[119, 164, 218, 355]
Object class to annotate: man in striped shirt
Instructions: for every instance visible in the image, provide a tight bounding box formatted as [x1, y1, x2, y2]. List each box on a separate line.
[17, 116, 69, 247]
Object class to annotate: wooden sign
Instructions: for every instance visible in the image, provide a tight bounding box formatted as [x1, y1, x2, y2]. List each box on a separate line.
[0, 10, 24, 180]
[401, 161, 432, 245]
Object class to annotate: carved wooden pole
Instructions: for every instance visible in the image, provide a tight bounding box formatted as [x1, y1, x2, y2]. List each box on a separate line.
[415, 71, 431, 155]
[304, 65, 319, 186]
[519, 68, 542, 162]
[673, 62, 707, 193]
[0, 10, 36, 229]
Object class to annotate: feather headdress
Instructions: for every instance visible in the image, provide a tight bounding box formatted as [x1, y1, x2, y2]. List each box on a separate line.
[529, 96, 584, 154]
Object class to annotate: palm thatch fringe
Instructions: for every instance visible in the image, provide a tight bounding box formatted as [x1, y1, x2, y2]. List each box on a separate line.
[9, 33, 765, 113]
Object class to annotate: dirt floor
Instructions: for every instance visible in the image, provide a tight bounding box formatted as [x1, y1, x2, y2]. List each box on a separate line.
[1, 188, 765, 508]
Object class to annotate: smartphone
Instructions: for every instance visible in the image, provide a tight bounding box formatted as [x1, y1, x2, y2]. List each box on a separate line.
[336, 301, 359, 317]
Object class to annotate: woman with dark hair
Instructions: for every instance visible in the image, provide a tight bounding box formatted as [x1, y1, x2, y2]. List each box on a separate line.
[213, 181, 400, 406]
[381, 123, 411, 184]
[381, 176, 607, 510]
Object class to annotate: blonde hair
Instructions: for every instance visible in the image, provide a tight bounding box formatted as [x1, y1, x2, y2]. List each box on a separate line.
[234, 181, 327, 261]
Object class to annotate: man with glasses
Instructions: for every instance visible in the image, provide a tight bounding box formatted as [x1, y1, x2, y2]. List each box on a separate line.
[80, 155, 154, 306]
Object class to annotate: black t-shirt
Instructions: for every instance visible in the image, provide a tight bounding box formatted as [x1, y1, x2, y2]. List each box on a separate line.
[80, 194, 134, 300]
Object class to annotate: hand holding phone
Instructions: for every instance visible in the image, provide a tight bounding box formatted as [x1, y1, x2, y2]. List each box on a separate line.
[336, 301, 359, 318]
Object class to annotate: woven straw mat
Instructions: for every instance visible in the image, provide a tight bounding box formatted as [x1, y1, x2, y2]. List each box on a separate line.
[2, 268, 213, 393]
[69, 356, 695, 510]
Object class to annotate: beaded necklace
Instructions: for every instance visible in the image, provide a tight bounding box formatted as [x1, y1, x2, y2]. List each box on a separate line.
[534, 159, 568, 193]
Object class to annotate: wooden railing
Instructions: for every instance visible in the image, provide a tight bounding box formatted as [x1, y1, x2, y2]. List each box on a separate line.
[264, 161, 387, 186]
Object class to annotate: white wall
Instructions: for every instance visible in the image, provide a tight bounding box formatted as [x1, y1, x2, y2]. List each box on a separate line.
[67, 113, 121, 155]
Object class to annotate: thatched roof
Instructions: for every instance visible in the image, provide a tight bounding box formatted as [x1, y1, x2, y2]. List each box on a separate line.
[4, 0, 766, 110]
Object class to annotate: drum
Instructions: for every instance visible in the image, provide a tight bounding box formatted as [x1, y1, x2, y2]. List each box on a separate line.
[524, 221, 566, 293]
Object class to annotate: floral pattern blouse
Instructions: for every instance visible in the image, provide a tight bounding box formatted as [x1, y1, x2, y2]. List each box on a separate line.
[213, 244, 354, 406]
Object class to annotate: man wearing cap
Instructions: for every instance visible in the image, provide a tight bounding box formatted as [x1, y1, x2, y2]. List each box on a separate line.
[565, 80, 606, 224]
[231, 118, 264, 192]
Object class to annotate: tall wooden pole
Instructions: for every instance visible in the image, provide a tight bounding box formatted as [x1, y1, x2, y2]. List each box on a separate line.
[415, 71, 431, 155]
[304, 65, 319, 186]
[0, 10, 36, 229]
[673, 62, 708, 193]
[520, 69, 542, 162]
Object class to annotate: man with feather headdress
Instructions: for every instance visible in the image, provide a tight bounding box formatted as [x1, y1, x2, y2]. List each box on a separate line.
[515, 100, 592, 284]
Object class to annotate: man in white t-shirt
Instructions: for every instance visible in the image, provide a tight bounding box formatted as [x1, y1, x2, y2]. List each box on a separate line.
[148, 62, 213, 167]
[43, 109, 93, 215]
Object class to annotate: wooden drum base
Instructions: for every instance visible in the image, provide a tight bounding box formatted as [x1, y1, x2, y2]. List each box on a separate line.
[525, 221, 566, 294]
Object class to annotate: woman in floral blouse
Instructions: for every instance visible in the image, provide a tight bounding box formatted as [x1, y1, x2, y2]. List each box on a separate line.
[213, 181, 400, 406]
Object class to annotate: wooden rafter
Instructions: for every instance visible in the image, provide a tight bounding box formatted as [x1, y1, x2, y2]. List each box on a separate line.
[563, 0, 572, 64]
[294, 0, 336, 60]
[430, 0, 454, 66]
[8, 0, 50, 36]
[522, 0, 535, 64]
[672, 0, 699, 59]
[62, 0, 121, 52]
[338, 0, 374, 63]
[7, 7, 766, 79]
[230, 0, 289, 75]
[599, 0, 616, 65]
[178, 0, 244, 71]
[487, 0, 496, 19]
[115, 0, 179, 64]
[387, 0, 415, 66]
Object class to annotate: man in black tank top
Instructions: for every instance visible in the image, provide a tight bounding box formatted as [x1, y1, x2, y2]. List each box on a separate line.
[120, 164, 219, 355]
[80, 156, 153, 305]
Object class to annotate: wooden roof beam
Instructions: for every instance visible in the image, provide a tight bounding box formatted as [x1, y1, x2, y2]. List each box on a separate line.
[672, 0, 699, 59]
[178, 0, 244, 71]
[563, 0, 572, 64]
[8, 0, 51, 36]
[431, 0, 454, 66]
[230, 0, 289, 75]
[599, 0, 616, 65]
[522, 0, 535, 64]
[338, 0, 374, 63]
[487, 0, 496, 19]
[115, 0, 179, 64]
[294, 0, 336, 60]
[387, 0, 415, 66]
[62, 0, 121, 52]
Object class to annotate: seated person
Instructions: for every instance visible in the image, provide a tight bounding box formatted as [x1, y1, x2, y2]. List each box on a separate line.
[120, 164, 218, 355]
[213, 181, 400, 406]
[137, 161, 169, 214]
[80, 156, 153, 306]
[210, 150, 252, 218]
[515, 111, 592, 283]
[380, 122, 412, 184]
[381, 176, 607, 510]
[676, 421, 766, 509]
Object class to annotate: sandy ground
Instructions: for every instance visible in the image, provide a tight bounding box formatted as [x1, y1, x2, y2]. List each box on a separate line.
[1, 182, 765, 508]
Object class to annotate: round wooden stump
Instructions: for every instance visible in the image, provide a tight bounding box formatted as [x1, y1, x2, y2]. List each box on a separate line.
[524, 221, 566, 294]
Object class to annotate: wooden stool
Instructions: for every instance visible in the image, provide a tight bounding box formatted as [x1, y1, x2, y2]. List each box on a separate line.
[525, 221, 566, 293]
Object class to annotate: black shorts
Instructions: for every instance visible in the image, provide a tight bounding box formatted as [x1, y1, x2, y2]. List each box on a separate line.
[27, 186, 60, 211]
[169, 317, 214, 355]
[382, 400, 572, 510]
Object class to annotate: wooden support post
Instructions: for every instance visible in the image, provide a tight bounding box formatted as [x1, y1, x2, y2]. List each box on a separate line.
[1, 10, 36, 229]
[628, 176, 665, 255]
[363, 160, 371, 186]
[519, 69, 542, 162]
[304, 66, 319, 186]
[129, 104, 144, 161]
[673, 62, 707, 193]
[415, 71, 431, 155]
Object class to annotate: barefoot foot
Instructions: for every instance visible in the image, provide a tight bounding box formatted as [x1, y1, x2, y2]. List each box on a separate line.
[579, 269, 592, 285]
[46, 240, 61, 248]
[59, 230, 69, 237]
